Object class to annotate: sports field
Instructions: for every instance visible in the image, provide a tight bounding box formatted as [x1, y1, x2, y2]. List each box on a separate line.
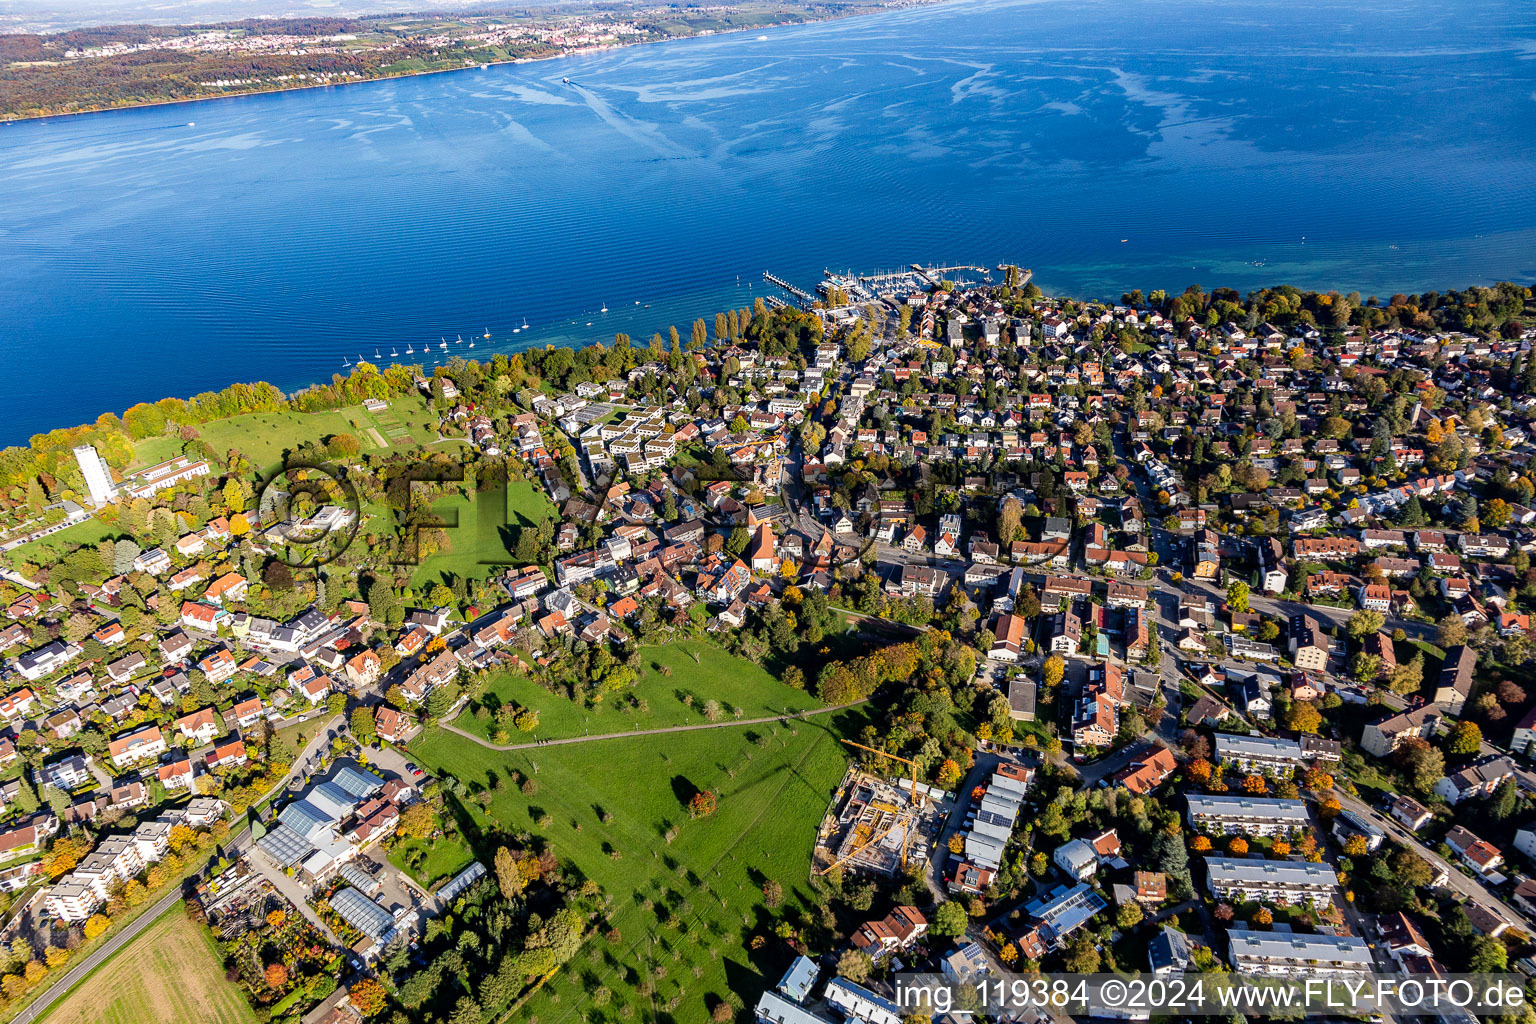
[43, 903, 255, 1024]
[408, 702, 864, 1024]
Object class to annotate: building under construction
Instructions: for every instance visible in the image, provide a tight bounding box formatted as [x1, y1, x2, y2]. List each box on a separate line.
[812, 766, 947, 878]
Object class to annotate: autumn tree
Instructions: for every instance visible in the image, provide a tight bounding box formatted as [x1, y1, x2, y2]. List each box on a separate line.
[494, 846, 525, 900]
[1284, 700, 1322, 734]
[1446, 720, 1483, 756]
[688, 790, 718, 818]
[350, 978, 388, 1017]
[397, 802, 435, 839]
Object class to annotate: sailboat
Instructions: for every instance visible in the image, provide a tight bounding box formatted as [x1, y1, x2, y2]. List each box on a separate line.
[342, 356, 351, 367]
[522, 316, 529, 329]
[440, 339, 448, 351]
[483, 327, 491, 339]
[456, 334, 463, 346]
[512, 325, 521, 334]
[469, 340, 475, 348]
[390, 347, 399, 357]
[600, 302, 608, 313]
[375, 349, 381, 359]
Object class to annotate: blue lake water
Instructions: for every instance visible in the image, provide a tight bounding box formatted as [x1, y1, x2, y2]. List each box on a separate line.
[2, 0, 1535, 443]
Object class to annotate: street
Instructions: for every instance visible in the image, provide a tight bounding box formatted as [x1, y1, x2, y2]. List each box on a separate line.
[9, 713, 342, 1024]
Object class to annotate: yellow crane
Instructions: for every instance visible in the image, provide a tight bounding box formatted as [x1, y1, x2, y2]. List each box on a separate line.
[841, 739, 925, 808]
[840, 739, 926, 869]
[817, 820, 898, 876]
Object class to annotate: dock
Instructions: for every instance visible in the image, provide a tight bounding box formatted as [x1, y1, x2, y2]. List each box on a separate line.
[910, 263, 991, 286]
[763, 272, 813, 304]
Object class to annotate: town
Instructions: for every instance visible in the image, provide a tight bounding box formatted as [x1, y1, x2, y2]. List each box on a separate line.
[0, 267, 1532, 1024]
[0, 0, 939, 120]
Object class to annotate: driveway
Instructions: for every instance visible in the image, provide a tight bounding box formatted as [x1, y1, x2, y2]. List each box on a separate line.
[927, 749, 1004, 898]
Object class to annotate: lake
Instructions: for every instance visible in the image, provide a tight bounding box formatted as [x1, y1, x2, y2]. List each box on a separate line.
[2, 0, 1535, 443]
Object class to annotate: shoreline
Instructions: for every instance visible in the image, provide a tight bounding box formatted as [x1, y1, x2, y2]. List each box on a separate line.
[0, 3, 923, 125]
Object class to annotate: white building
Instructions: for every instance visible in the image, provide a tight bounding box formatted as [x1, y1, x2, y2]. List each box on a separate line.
[1213, 733, 1306, 777]
[1053, 838, 1099, 881]
[73, 444, 116, 506]
[1226, 928, 1372, 978]
[1185, 794, 1310, 837]
[1203, 857, 1338, 907]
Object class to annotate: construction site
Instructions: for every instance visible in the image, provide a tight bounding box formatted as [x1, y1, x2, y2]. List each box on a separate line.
[812, 762, 948, 879]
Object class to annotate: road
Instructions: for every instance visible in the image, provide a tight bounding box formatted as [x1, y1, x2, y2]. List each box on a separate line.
[10, 714, 342, 1024]
[1334, 788, 1536, 933]
[1176, 571, 1435, 642]
[438, 700, 866, 751]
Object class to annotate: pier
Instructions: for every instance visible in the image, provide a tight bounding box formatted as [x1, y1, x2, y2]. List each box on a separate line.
[910, 262, 990, 285]
[997, 264, 1034, 288]
[763, 271, 813, 304]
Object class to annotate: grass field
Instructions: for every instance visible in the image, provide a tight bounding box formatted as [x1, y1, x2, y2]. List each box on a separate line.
[408, 705, 863, 1024]
[3, 517, 119, 563]
[131, 394, 441, 474]
[455, 641, 822, 742]
[387, 834, 477, 889]
[43, 902, 255, 1024]
[408, 482, 555, 588]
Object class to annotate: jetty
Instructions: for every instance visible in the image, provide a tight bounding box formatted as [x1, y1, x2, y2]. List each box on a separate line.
[763, 271, 813, 304]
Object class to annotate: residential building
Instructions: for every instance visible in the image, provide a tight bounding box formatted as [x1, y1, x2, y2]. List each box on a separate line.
[1360, 705, 1443, 758]
[1226, 928, 1371, 978]
[1435, 755, 1514, 806]
[1203, 857, 1338, 908]
[1185, 794, 1310, 837]
[1434, 645, 1475, 715]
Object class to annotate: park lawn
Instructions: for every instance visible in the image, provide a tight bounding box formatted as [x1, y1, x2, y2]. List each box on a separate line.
[408, 483, 555, 588]
[133, 395, 440, 474]
[408, 706, 864, 1024]
[3, 516, 121, 564]
[125, 434, 185, 469]
[455, 640, 821, 742]
[41, 901, 256, 1024]
[387, 834, 476, 890]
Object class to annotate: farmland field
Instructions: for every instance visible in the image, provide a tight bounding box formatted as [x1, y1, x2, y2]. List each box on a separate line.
[408, 704, 865, 1024]
[454, 640, 822, 742]
[43, 902, 255, 1024]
